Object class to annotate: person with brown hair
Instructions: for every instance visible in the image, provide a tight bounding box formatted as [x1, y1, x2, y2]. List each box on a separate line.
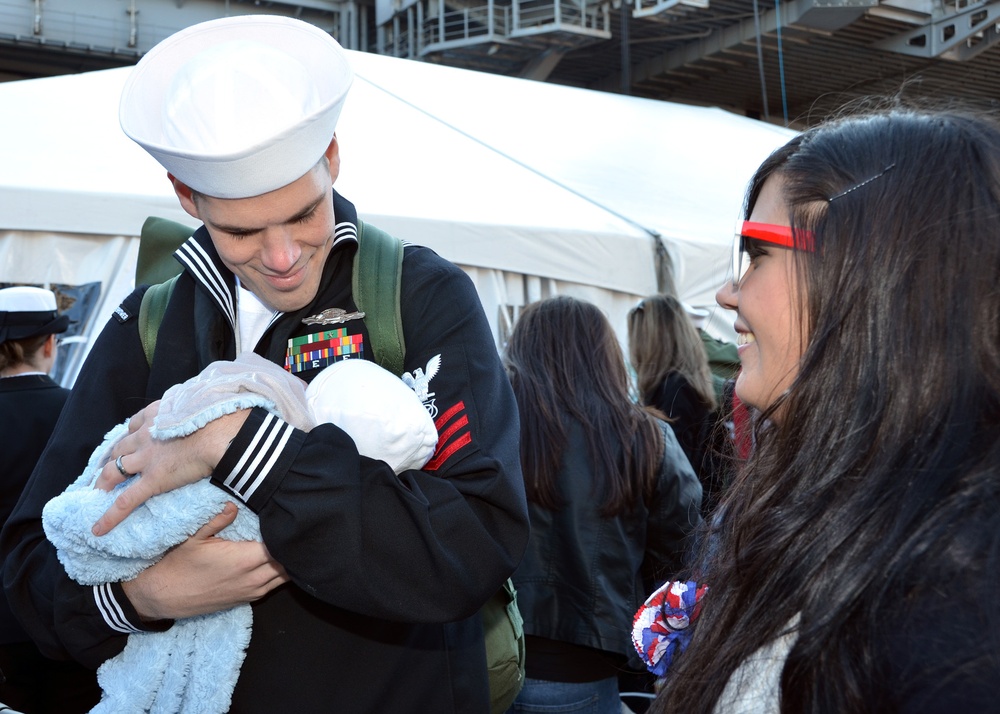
[504, 295, 702, 713]
[628, 294, 730, 516]
[0, 286, 100, 712]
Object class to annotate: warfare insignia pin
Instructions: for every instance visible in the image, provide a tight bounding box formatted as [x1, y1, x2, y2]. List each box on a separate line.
[302, 307, 366, 326]
[402, 354, 442, 416]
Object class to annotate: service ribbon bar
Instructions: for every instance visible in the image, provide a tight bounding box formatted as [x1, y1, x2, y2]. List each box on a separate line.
[285, 328, 364, 374]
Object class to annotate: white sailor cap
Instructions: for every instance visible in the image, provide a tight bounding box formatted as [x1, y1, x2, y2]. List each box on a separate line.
[682, 301, 709, 328]
[0, 286, 69, 343]
[119, 15, 353, 199]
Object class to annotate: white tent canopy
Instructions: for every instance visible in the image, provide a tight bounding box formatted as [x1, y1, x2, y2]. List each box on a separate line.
[0, 50, 795, 384]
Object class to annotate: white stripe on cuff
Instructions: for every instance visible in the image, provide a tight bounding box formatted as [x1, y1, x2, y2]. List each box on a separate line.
[93, 583, 140, 634]
[222, 413, 295, 501]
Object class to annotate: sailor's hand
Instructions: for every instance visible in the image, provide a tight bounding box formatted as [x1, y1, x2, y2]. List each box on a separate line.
[121, 503, 289, 620]
[92, 401, 249, 535]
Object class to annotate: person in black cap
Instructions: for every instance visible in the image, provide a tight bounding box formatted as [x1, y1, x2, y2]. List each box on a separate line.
[0, 286, 100, 713]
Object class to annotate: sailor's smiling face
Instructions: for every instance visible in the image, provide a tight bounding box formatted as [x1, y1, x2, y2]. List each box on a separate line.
[173, 141, 341, 314]
[716, 175, 808, 413]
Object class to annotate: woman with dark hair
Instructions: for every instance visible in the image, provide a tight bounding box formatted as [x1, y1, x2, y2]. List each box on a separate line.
[503, 295, 702, 713]
[0, 286, 101, 712]
[642, 108, 1000, 712]
[628, 294, 730, 516]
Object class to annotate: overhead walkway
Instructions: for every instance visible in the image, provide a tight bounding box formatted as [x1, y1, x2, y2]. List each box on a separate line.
[375, 0, 612, 78]
[3, 0, 1000, 121]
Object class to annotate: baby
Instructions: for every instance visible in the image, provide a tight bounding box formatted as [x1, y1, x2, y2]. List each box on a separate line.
[43, 353, 438, 714]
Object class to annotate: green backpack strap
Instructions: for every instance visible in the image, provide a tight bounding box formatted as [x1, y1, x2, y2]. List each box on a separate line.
[353, 221, 406, 376]
[352, 223, 524, 711]
[136, 215, 190, 367]
[138, 275, 179, 367]
[482, 577, 526, 713]
[137, 216, 193, 286]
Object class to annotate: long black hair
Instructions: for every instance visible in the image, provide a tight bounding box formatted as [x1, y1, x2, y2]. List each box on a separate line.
[503, 296, 663, 516]
[654, 108, 1000, 712]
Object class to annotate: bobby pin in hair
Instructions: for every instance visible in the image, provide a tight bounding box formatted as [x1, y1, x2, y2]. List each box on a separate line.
[827, 163, 896, 202]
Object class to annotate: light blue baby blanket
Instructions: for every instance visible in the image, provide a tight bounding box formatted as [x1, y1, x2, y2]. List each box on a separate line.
[42, 353, 314, 714]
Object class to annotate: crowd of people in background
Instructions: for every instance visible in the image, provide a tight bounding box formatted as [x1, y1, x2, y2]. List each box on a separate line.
[2, 13, 1000, 714]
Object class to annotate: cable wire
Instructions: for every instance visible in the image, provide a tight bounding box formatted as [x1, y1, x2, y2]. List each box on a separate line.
[775, 0, 789, 126]
[751, 0, 770, 121]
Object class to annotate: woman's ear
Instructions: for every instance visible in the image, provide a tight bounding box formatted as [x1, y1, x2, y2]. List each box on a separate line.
[43, 333, 57, 358]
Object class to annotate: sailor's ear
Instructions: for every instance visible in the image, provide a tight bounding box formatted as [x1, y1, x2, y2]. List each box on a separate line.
[169, 174, 201, 220]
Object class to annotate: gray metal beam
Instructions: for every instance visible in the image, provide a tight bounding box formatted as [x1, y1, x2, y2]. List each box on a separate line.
[590, 0, 874, 92]
[0, 0, 354, 62]
[873, 0, 1000, 60]
[256, 0, 344, 11]
[519, 47, 566, 79]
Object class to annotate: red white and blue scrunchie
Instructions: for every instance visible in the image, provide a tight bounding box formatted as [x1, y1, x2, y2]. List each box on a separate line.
[631, 580, 708, 677]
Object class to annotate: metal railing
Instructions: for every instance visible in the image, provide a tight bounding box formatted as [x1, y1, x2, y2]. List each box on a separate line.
[379, 0, 610, 56]
[421, 3, 511, 49]
[0, 2, 361, 57]
[633, 0, 708, 19]
[513, 0, 610, 34]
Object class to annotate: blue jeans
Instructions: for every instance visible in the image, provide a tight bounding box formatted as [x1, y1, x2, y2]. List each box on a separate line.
[506, 676, 622, 713]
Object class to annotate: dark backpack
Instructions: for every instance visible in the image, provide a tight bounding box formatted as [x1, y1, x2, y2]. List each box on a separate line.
[135, 216, 524, 713]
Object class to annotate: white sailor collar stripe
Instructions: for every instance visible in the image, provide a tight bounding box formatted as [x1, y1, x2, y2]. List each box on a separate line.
[174, 221, 358, 331]
[170, 190, 361, 336]
[176, 237, 237, 331]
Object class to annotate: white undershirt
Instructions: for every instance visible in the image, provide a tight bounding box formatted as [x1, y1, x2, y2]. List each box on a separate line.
[714, 615, 799, 714]
[236, 280, 280, 355]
